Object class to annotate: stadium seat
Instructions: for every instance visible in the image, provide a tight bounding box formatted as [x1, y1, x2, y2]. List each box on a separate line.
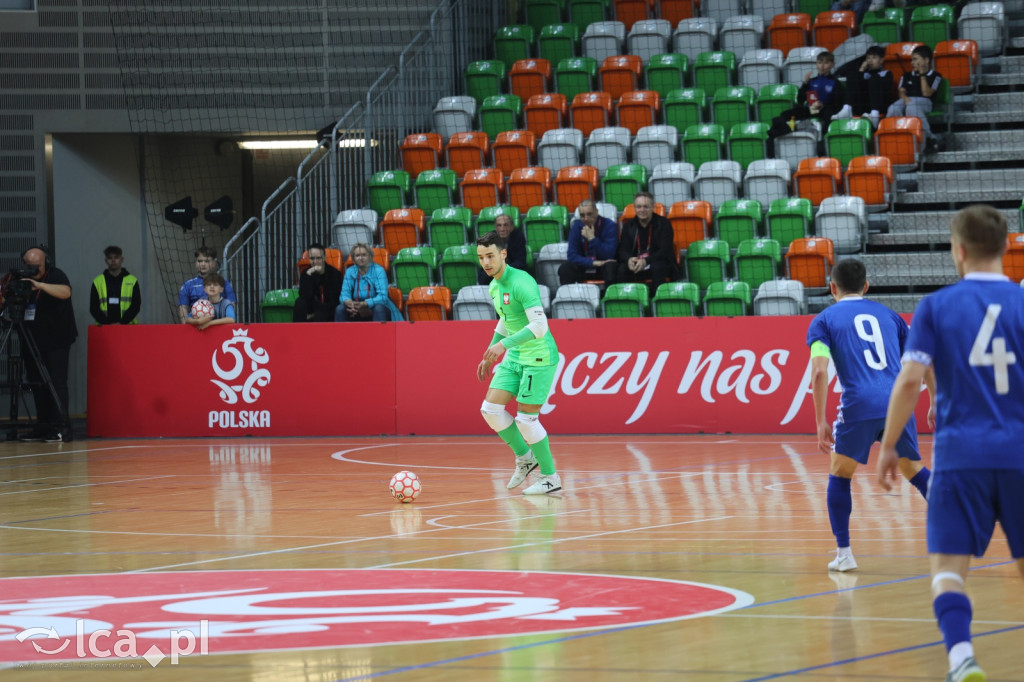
[510, 58, 553, 102]
[525, 0, 565, 33]
[738, 48, 784, 91]
[535, 241, 569, 291]
[523, 204, 570, 254]
[367, 170, 410, 217]
[585, 125, 632, 175]
[439, 245, 480, 297]
[682, 123, 726, 170]
[909, 3, 954, 48]
[652, 281, 700, 316]
[555, 165, 600, 211]
[753, 278, 806, 315]
[460, 168, 505, 215]
[710, 86, 755, 134]
[552, 282, 601, 318]
[445, 131, 490, 179]
[775, 123, 821, 172]
[715, 198, 764, 250]
[601, 282, 650, 317]
[465, 60, 506, 105]
[616, 89, 660, 135]
[343, 247, 391, 275]
[768, 13, 811, 57]
[627, 19, 672, 64]
[734, 238, 782, 291]
[555, 56, 598, 100]
[812, 10, 855, 52]
[600, 55, 644, 100]
[884, 42, 923, 77]
[601, 163, 648, 211]
[957, 1, 1005, 56]
[633, 125, 679, 171]
[568, 0, 608, 33]
[756, 82, 798, 123]
[704, 280, 752, 316]
[570, 91, 614, 137]
[393, 246, 439, 293]
[861, 7, 905, 44]
[926, 77, 952, 134]
[782, 45, 826, 86]
[523, 92, 568, 138]
[660, 0, 696, 27]
[797, 0, 831, 16]
[815, 195, 868, 254]
[793, 157, 841, 208]
[433, 96, 478, 142]
[297, 248, 344, 279]
[748, 0, 791, 24]
[453, 284, 498, 320]
[874, 116, 923, 172]
[672, 17, 718, 62]
[744, 158, 791, 208]
[414, 169, 458, 215]
[650, 161, 696, 207]
[693, 51, 737, 95]
[479, 94, 523, 141]
[538, 127, 584, 173]
[664, 87, 707, 135]
[645, 53, 690, 99]
[766, 197, 813, 248]
[720, 15, 766, 57]
[400, 133, 443, 180]
[380, 208, 425, 257]
[935, 40, 980, 93]
[492, 129, 538, 176]
[685, 239, 731, 291]
[582, 20, 626, 63]
[1003, 232, 1024, 282]
[844, 155, 893, 212]
[475, 205, 522, 238]
[260, 289, 299, 323]
[427, 207, 472, 254]
[507, 166, 553, 213]
[694, 159, 742, 210]
[539, 23, 580, 65]
[333, 209, 378, 257]
[495, 25, 536, 70]
[614, 0, 652, 30]
[785, 236, 834, 288]
[825, 117, 874, 167]
[405, 285, 452, 321]
[726, 121, 769, 173]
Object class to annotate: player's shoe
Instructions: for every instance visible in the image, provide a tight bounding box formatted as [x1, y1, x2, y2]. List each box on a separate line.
[946, 657, 985, 682]
[523, 473, 562, 495]
[827, 553, 858, 572]
[507, 454, 538, 489]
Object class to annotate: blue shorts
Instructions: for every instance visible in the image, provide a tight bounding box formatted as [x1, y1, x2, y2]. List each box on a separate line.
[833, 415, 920, 465]
[927, 469, 1024, 558]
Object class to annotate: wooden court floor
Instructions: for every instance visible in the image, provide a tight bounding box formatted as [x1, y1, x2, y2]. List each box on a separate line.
[1, 435, 1021, 681]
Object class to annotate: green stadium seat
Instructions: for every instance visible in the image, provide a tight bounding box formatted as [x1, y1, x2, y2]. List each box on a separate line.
[727, 121, 769, 172]
[756, 83, 798, 124]
[682, 123, 725, 169]
[414, 169, 458, 215]
[926, 77, 952, 133]
[367, 170, 411, 216]
[464, 60, 506, 105]
[909, 4, 955, 48]
[734, 238, 782, 291]
[539, 24, 580, 65]
[439, 245, 480, 297]
[601, 282, 650, 317]
[495, 25, 535, 70]
[393, 246, 438, 294]
[861, 7, 905, 44]
[601, 163, 648, 212]
[261, 289, 299, 323]
[766, 197, 813, 248]
[710, 86, 755, 135]
[796, 0, 830, 18]
[476, 205, 522, 239]
[479, 94, 523, 141]
[685, 238, 730, 291]
[825, 118, 874, 168]
[645, 53, 690, 99]
[428, 207, 472, 255]
[715, 198, 763, 250]
[663, 87, 706, 136]
[703, 280, 751, 316]
[652, 281, 700, 317]
[523, 204, 569, 254]
[526, 0, 565, 33]
[555, 56, 598, 101]
[568, 0, 608, 33]
[693, 51, 736, 96]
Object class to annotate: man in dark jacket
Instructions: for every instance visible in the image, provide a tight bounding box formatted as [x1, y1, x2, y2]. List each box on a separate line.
[294, 243, 342, 322]
[616, 191, 678, 296]
[559, 199, 618, 286]
[768, 51, 845, 155]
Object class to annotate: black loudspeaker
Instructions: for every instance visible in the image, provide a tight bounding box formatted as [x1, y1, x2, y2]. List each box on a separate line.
[165, 196, 198, 231]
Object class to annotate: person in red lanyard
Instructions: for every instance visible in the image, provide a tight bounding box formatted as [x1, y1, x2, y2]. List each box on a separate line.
[334, 243, 403, 322]
[294, 242, 342, 322]
[558, 199, 619, 286]
[615, 191, 679, 295]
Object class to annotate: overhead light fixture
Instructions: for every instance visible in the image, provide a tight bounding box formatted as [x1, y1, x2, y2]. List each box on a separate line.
[237, 140, 319, 150]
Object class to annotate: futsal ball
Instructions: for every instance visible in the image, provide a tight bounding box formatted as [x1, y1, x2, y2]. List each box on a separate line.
[191, 298, 214, 319]
[389, 471, 421, 503]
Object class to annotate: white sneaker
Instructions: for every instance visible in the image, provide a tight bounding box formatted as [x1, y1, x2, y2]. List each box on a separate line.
[868, 0, 885, 11]
[523, 473, 562, 495]
[507, 453, 538, 489]
[946, 657, 986, 682]
[828, 553, 858, 572]
[867, 110, 880, 129]
[831, 104, 853, 121]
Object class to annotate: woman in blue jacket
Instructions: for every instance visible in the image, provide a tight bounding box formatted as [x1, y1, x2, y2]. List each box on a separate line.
[334, 243, 404, 322]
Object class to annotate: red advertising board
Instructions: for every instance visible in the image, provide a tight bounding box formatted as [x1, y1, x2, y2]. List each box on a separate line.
[88, 317, 930, 437]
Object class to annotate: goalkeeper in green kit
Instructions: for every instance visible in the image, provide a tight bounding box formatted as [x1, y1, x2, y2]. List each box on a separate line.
[476, 231, 562, 495]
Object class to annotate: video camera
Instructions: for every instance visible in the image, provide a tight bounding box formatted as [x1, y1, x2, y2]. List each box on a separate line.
[1, 266, 39, 315]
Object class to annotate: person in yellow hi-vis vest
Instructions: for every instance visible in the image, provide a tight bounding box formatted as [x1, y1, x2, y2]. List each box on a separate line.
[89, 246, 140, 325]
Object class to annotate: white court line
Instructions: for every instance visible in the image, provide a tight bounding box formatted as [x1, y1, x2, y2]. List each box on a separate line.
[0, 475, 62, 484]
[727, 613, 1024, 626]
[0, 444, 150, 461]
[0, 474, 176, 497]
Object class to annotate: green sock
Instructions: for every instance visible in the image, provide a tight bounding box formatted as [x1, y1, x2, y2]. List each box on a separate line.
[530, 436, 556, 475]
[498, 423, 530, 457]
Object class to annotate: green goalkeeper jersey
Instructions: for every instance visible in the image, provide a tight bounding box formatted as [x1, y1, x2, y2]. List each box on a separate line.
[489, 265, 559, 366]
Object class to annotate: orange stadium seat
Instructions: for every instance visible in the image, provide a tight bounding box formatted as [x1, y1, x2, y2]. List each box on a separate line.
[507, 166, 553, 213]
[874, 116, 923, 171]
[492, 129, 537, 176]
[661, 0, 696, 27]
[509, 58, 553, 100]
[460, 168, 506, 214]
[445, 132, 491, 179]
[523, 93, 568, 138]
[934, 39, 979, 91]
[405, 285, 453, 321]
[793, 157, 841, 207]
[844, 155, 893, 212]
[600, 54, 644, 100]
[785, 236, 834, 287]
[616, 89, 660, 135]
[388, 285, 405, 315]
[554, 165, 600, 212]
[400, 132, 444, 179]
[570, 91, 614, 137]
[613, 0, 653, 30]
[668, 200, 713, 260]
[297, 248, 344, 283]
[1004, 233, 1024, 282]
[812, 10, 856, 52]
[884, 42, 924, 78]
[379, 208, 426, 257]
[345, 247, 391, 273]
[768, 13, 811, 57]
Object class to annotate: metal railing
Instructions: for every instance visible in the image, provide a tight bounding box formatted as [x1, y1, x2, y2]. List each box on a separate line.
[223, 0, 504, 321]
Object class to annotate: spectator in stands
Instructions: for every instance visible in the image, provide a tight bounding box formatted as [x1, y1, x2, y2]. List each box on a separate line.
[886, 44, 944, 153]
[478, 213, 527, 285]
[186, 273, 236, 330]
[559, 199, 618, 286]
[831, 45, 895, 130]
[90, 245, 141, 325]
[294, 242, 342, 322]
[178, 246, 236, 324]
[767, 51, 845, 156]
[335, 242, 403, 322]
[616, 191, 678, 295]
[831, 0, 873, 26]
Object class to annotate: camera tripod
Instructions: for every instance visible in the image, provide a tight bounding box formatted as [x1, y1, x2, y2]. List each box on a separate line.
[0, 311, 65, 441]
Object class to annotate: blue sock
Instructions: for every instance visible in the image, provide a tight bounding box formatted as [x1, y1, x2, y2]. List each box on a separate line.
[827, 475, 852, 548]
[933, 592, 973, 652]
[909, 467, 931, 500]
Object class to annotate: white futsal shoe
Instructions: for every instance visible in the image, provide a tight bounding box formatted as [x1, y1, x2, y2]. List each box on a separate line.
[523, 473, 562, 495]
[946, 657, 986, 682]
[828, 552, 858, 572]
[507, 453, 538, 489]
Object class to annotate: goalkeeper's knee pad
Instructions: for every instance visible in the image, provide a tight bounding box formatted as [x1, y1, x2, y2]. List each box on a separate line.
[514, 412, 547, 444]
[480, 400, 513, 432]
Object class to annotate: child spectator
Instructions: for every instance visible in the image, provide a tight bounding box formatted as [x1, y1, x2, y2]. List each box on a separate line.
[767, 51, 845, 156]
[886, 44, 944, 153]
[831, 45, 895, 130]
[187, 273, 236, 330]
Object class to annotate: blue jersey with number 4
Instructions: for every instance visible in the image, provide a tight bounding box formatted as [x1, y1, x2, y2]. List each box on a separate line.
[807, 297, 909, 423]
[905, 274, 1024, 471]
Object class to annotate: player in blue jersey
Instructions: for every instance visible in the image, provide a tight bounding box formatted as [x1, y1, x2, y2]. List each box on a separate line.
[808, 258, 934, 572]
[879, 205, 1024, 682]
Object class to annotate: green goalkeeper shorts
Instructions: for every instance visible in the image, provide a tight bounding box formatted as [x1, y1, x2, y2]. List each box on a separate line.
[489, 360, 557, 406]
